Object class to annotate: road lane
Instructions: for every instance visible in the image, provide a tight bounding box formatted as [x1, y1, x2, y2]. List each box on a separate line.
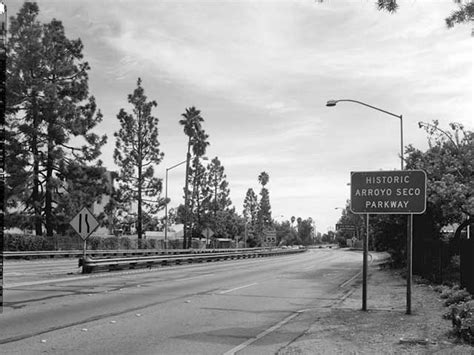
[0, 248, 367, 354]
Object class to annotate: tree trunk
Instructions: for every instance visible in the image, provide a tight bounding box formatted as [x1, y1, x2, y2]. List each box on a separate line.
[32, 95, 42, 236]
[137, 114, 143, 248]
[45, 135, 54, 239]
[189, 163, 199, 248]
[183, 140, 191, 249]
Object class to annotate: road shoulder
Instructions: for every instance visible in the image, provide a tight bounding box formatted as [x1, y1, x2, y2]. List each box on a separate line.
[277, 265, 473, 354]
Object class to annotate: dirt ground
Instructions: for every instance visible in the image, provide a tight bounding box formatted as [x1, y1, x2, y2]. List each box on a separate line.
[277, 264, 474, 355]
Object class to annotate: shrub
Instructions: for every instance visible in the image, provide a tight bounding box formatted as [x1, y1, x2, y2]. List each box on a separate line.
[449, 300, 474, 344]
[335, 235, 347, 247]
[118, 237, 134, 249]
[101, 237, 120, 250]
[443, 288, 472, 306]
[146, 239, 157, 249]
[4, 234, 48, 251]
[86, 236, 101, 250]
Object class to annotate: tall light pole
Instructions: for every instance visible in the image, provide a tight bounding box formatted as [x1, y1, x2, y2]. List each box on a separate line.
[326, 99, 403, 170]
[327, 98, 406, 312]
[164, 160, 186, 248]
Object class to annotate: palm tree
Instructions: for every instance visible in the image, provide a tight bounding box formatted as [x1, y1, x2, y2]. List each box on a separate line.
[258, 171, 269, 187]
[179, 107, 209, 248]
[188, 129, 209, 247]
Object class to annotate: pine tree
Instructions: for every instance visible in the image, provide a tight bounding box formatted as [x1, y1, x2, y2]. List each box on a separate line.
[7, 3, 106, 237]
[114, 78, 164, 246]
[207, 157, 231, 216]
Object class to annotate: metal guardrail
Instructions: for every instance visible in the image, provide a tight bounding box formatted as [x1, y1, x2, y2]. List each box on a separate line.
[3, 248, 265, 259]
[81, 248, 307, 274]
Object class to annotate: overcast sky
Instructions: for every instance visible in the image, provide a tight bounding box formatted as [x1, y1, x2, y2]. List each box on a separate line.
[7, 0, 472, 232]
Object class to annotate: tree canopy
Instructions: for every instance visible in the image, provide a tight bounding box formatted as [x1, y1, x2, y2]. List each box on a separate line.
[113, 78, 164, 244]
[6, 2, 107, 237]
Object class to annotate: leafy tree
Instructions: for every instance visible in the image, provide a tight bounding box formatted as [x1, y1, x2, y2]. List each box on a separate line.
[318, 0, 473, 31]
[297, 218, 314, 245]
[213, 208, 244, 241]
[189, 155, 207, 236]
[3, 127, 29, 228]
[376, 0, 473, 30]
[275, 220, 298, 246]
[322, 231, 336, 244]
[406, 121, 473, 227]
[7, 2, 106, 238]
[7, 2, 44, 235]
[296, 217, 302, 233]
[207, 157, 231, 218]
[54, 162, 110, 235]
[368, 121, 472, 268]
[336, 201, 366, 240]
[167, 207, 178, 227]
[445, 1, 474, 28]
[114, 78, 164, 246]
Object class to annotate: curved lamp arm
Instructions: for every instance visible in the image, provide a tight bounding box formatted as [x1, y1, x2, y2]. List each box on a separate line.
[326, 99, 404, 170]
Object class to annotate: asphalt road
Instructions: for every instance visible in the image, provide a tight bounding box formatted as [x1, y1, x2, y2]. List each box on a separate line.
[0, 248, 365, 354]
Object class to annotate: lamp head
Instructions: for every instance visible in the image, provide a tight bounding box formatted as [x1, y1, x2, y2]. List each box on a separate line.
[326, 100, 337, 107]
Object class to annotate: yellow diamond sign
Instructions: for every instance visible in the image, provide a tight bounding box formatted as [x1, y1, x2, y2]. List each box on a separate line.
[70, 207, 99, 240]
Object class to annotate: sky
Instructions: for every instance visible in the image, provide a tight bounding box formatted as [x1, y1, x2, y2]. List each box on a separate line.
[6, 0, 473, 233]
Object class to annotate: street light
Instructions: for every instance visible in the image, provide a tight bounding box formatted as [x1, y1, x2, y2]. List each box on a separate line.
[327, 99, 412, 313]
[326, 99, 404, 170]
[164, 160, 187, 248]
[165, 157, 209, 249]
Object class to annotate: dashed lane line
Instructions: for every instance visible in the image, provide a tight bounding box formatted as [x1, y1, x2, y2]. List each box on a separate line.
[219, 282, 258, 294]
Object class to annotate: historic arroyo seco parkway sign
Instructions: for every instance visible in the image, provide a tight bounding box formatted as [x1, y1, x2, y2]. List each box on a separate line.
[349, 169, 427, 315]
[350, 170, 427, 214]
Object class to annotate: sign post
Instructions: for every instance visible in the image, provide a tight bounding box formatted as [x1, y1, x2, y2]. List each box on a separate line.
[407, 214, 413, 314]
[362, 214, 369, 311]
[70, 207, 99, 258]
[350, 170, 426, 312]
[201, 227, 214, 248]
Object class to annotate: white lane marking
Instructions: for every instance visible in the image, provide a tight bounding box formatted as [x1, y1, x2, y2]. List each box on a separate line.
[7, 275, 91, 288]
[223, 311, 301, 355]
[219, 283, 258, 294]
[338, 271, 362, 288]
[174, 273, 215, 282]
[339, 253, 374, 288]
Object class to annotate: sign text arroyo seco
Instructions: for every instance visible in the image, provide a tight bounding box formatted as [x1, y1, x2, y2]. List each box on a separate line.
[350, 170, 427, 214]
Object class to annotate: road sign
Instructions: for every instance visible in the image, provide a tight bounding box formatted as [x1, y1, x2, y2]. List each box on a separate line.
[336, 224, 356, 232]
[70, 207, 99, 240]
[263, 229, 277, 244]
[201, 227, 214, 239]
[350, 170, 426, 214]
